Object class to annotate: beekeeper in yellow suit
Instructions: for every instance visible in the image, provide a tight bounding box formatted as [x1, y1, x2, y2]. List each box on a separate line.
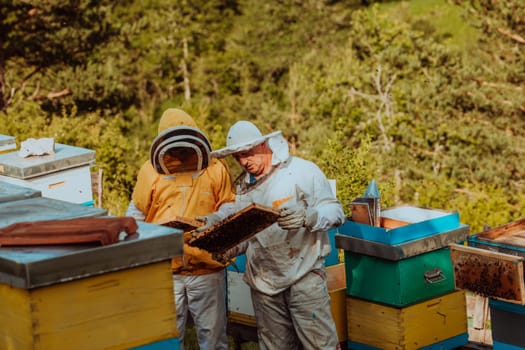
[126, 108, 235, 350]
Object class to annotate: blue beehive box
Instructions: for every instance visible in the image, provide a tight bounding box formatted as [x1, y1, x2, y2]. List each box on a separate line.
[489, 299, 525, 349]
[338, 205, 461, 245]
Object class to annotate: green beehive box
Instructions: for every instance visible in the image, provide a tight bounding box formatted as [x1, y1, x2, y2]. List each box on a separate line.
[344, 247, 455, 307]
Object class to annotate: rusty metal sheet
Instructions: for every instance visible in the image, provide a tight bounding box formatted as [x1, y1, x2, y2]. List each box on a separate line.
[188, 203, 279, 253]
[450, 243, 525, 304]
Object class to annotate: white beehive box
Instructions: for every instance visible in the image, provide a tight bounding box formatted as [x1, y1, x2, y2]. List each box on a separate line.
[0, 143, 95, 205]
[227, 270, 256, 327]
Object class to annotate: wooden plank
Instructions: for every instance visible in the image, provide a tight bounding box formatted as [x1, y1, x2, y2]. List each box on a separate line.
[327, 263, 347, 343]
[347, 291, 467, 349]
[31, 261, 177, 350]
[450, 243, 525, 304]
[403, 291, 468, 346]
[477, 219, 525, 241]
[0, 284, 33, 349]
[228, 311, 257, 328]
[347, 295, 404, 348]
[350, 202, 372, 225]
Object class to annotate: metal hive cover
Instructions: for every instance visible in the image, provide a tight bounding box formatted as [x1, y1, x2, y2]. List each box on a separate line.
[0, 197, 107, 228]
[0, 221, 183, 289]
[0, 181, 41, 203]
[188, 203, 279, 253]
[0, 143, 95, 179]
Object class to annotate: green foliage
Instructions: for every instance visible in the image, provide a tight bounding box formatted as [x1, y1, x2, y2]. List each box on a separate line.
[1, 0, 523, 230]
[0, 0, 115, 111]
[1, 106, 136, 216]
[413, 178, 518, 234]
[315, 133, 396, 214]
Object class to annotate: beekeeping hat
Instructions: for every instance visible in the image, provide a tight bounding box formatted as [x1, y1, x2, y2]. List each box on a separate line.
[150, 126, 212, 175]
[150, 108, 212, 175]
[211, 121, 281, 158]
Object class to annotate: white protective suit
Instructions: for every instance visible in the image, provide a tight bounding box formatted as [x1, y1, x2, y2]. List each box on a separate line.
[213, 123, 345, 350]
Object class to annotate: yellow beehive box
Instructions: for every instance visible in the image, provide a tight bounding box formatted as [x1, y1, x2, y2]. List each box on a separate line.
[0, 261, 178, 350]
[327, 263, 348, 343]
[0, 206, 183, 350]
[347, 290, 468, 350]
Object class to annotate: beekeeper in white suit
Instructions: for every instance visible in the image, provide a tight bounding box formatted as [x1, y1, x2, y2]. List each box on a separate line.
[200, 120, 345, 350]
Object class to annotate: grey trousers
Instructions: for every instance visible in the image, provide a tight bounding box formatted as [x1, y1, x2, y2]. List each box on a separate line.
[173, 270, 228, 350]
[251, 268, 339, 350]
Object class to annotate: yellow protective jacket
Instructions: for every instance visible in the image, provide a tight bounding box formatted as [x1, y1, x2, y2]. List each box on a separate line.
[131, 109, 235, 275]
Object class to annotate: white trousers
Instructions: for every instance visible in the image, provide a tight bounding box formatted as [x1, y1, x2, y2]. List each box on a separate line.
[173, 270, 228, 350]
[251, 268, 339, 350]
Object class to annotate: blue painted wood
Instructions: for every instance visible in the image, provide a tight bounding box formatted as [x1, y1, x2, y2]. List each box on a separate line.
[325, 227, 340, 266]
[348, 333, 468, 350]
[490, 299, 525, 347]
[469, 235, 525, 257]
[129, 337, 180, 350]
[493, 341, 525, 350]
[227, 253, 247, 272]
[338, 206, 460, 245]
[336, 225, 469, 261]
[490, 299, 525, 315]
[419, 333, 468, 349]
[347, 340, 381, 350]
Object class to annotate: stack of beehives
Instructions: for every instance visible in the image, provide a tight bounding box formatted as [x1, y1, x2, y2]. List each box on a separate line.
[450, 218, 525, 350]
[0, 179, 183, 350]
[336, 205, 470, 350]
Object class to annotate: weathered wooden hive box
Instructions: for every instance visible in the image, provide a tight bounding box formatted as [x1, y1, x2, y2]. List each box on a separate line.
[0, 134, 16, 154]
[0, 143, 95, 205]
[337, 205, 469, 349]
[0, 197, 183, 350]
[337, 206, 467, 306]
[450, 218, 525, 349]
[346, 290, 468, 350]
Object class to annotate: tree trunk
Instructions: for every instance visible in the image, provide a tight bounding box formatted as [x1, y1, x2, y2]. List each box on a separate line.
[0, 55, 6, 112]
[181, 36, 191, 101]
